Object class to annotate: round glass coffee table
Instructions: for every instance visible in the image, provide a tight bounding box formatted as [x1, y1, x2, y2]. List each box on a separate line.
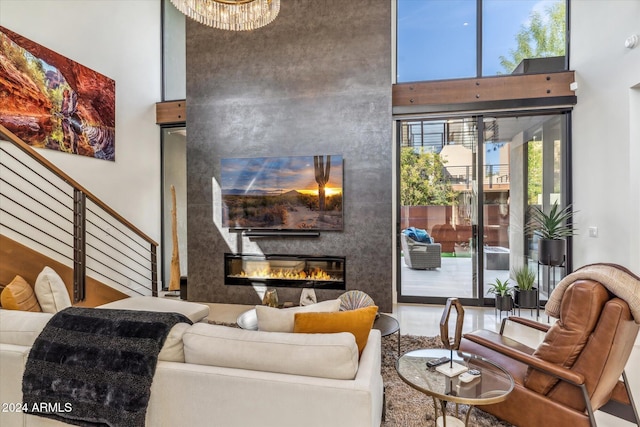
[396, 348, 513, 427]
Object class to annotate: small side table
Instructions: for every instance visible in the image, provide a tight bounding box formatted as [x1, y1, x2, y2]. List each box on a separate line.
[374, 313, 401, 356]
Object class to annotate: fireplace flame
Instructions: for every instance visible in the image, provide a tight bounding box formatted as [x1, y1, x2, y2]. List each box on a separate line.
[231, 267, 340, 281]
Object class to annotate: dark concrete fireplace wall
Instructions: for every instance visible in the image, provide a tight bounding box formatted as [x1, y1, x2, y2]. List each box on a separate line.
[185, 0, 393, 312]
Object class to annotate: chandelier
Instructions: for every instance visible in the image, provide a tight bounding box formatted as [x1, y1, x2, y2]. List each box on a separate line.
[170, 0, 280, 31]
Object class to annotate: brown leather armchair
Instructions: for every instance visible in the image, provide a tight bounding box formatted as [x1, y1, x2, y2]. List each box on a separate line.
[460, 265, 639, 427]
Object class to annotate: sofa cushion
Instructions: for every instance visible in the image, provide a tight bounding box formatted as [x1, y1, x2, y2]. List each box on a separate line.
[1, 276, 42, 312]
[183, 323, 359, 380]
[255, 299, 341, 332]
[98, 296, 210, 323]
[34, 266, 72, 313]
[0, 308, 52, 346]
[293, 305, 378, 355]
[0, 305, 188, 361]
[158, 322, 191, 362]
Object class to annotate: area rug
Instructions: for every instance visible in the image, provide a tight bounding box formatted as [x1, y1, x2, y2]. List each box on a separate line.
[381, 333, 514, 427]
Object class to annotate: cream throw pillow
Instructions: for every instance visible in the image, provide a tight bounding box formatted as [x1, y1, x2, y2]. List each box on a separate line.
[256, 299, 341, 332]
[34, 266, 72, 313]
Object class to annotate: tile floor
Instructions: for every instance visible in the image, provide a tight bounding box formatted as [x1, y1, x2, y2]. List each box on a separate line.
[205, 301, 640, 427]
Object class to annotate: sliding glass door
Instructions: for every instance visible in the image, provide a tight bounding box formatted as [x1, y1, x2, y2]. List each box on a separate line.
[397, 112, 570, 306]
[398, 117, 480, 302]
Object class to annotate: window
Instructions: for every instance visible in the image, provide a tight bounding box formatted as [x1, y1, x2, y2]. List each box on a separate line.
[396, 0, 567, 83]
[397, 0, 476, 82]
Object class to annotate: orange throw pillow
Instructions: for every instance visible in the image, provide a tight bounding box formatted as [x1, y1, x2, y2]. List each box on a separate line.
[293, 305, 378, 355]
[1, 275, 42, 312]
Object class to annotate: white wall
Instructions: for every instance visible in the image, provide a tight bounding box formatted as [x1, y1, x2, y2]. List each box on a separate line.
[570, 0, 640, 273]
[0, 0, 162, 244]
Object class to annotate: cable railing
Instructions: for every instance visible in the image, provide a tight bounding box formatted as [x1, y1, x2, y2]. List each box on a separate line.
[0, 124, 158, 301]
[445, 164, 510, 189]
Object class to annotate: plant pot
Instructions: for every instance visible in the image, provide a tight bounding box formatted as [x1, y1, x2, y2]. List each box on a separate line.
[539, 239, 566, 266]
[495, 295, 513, 312]
[514, 288, 537, 308]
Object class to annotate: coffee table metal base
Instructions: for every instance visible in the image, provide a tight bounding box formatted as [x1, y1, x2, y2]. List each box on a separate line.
[436, 415, 465, 427]
[434, 398, 469, 427]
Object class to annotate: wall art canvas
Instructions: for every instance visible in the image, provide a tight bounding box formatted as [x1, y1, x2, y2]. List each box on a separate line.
[221, 155, 343, 231]
[0, 26, 115, 161]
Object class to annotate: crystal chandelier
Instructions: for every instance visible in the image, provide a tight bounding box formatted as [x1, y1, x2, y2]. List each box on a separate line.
[170, 0, 280, 31]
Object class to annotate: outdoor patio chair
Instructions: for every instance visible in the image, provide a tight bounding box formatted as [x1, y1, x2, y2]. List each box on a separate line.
[400, 233, 441, 269]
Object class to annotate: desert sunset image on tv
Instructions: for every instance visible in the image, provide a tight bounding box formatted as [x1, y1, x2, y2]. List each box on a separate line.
[221, 155, 343, 230]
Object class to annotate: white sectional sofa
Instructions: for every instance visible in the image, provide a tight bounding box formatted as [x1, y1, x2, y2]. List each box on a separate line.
[0, 297, 384, 427]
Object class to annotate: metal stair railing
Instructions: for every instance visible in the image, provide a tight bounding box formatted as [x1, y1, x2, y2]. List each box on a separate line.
[0, 124, 158, 300]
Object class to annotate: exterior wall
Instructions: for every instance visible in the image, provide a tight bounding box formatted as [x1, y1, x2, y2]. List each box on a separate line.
[185, 0, 393, 311]
[570, 0, 640, 271]
[0, 0, 162, 247]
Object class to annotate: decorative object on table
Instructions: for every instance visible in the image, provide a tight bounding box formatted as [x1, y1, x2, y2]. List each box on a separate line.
[487, 278, 513, 314]
[436, 297, 468, 377]
[169, 0, 280, 31]
[168, 185, 181, 296]
[299, 288, 317, 306]
[262, 288, 279, 308]
[525, 202, 576, 266]
[338, 290, 375, 311]
[512, 265, 537, 309]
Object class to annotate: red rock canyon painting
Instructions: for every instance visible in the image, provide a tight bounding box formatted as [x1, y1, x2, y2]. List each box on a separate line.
[0, 26, 115, 161]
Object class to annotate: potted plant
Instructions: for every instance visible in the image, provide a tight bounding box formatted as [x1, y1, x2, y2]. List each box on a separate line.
[512, 265, 537, 308]
[526, 202, 576, 266]
[487, 278, 513, 312]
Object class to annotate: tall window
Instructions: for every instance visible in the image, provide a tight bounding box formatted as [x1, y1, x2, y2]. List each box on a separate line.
[397, 0, 476, 82]
[396, 0, 567, 83]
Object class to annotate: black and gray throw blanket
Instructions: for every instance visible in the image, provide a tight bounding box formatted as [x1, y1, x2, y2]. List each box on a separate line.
[22, 307, 192, 427]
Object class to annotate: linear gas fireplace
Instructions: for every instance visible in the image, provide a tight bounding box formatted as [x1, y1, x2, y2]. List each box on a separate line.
[224, 253, 345, 290]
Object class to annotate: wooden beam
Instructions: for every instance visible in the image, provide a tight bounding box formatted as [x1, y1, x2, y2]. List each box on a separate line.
[393, 71, 576, 109]
[156, 100, 186, 125]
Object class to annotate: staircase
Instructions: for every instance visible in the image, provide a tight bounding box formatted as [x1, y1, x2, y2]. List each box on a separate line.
[0, 124, 158, 304]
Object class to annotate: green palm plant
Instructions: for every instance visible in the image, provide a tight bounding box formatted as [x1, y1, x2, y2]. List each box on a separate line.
[525, 202, 576, 239]
[487, 278, 512, 297]
[512, 265, 536, 291]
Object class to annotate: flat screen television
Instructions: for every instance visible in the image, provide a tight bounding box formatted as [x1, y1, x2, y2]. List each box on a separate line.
[221, 155, 343, 231]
